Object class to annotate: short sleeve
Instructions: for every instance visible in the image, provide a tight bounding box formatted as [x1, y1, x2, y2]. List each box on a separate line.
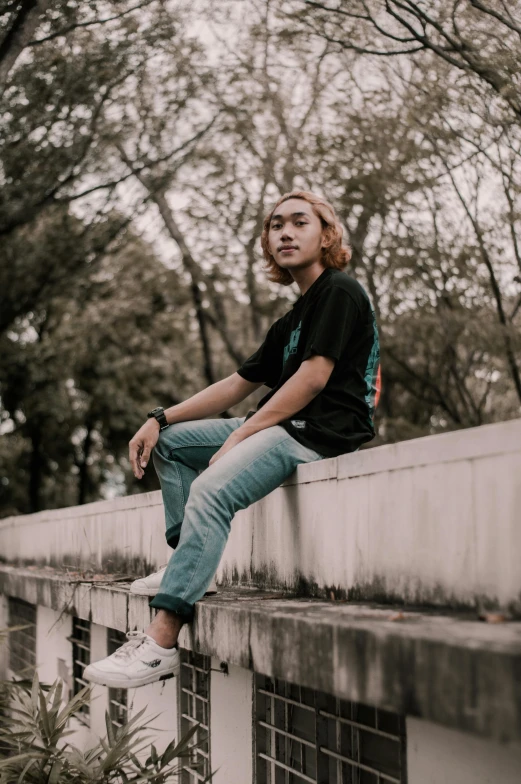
[301, 286, 360, 363]
[236, 320, 282, 388]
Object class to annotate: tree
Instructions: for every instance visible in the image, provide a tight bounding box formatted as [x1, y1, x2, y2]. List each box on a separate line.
[289, 0, 521, 121]
[0, 209, 195, 515]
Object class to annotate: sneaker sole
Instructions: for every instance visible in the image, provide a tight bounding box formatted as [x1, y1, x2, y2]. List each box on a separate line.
[85, 663, 180, 689]
[129, 585, 162, 596]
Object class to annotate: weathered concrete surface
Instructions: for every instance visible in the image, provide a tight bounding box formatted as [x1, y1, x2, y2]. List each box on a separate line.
[2, 564, 521, 745]
[0, 490, 167, 575]
[210, 662, 253, 784]
[407, 717, 521, 783]
[1, 418, 520, 613]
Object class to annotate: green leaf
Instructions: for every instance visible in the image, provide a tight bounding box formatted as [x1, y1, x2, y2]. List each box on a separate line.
[47, 759, 63, 784]
[31, 671, 40, 708]
[202, 768, 219, 783]
[39, 685, 52, 741]
[50, 679, 63, 715]
[0, 752, 44, 768]
[16, 758, 38, 784]
[161, 723, 199, 766]
[105, 709, 115, 747]
[55, 684, 91, 727]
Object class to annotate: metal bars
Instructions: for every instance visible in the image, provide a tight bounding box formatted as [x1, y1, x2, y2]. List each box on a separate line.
[8, 597, 36, 678]
[107, 628, 128, 734]
[254, 675, 407, 784]
[318, 696, 406, 783]
[255, 676, 317, 783]
[179, 649, 211, 784]
[70, 617, 91, 726]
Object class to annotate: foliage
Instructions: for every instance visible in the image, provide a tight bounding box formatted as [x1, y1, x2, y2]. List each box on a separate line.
[0, 672, 212, 783]
[1, 0, 520, 516]
[287, 0, 521, 123]
[0, 209, 195, 514]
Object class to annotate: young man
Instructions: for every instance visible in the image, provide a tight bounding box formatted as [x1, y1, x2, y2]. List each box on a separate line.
[84, 190, 380, 689]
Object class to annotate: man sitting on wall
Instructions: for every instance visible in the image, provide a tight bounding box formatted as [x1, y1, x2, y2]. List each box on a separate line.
[84, 190, 381, 689]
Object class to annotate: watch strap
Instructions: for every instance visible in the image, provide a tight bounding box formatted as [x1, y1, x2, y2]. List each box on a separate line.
[147, 406, 169, 430]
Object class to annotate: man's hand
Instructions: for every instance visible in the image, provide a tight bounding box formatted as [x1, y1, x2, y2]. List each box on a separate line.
[209, 431, 243, 466]
[129, 418, 160, 479]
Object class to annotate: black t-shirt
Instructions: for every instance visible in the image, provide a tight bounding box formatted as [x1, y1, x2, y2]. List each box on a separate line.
[236, 267, 380, 458]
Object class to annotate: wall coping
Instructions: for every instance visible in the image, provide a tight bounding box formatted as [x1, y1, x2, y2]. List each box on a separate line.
[1, 418, 519, 529]
[1, 563, 520, 746]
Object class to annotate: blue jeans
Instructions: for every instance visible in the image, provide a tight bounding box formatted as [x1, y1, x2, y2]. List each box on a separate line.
[149, 416, 323, 622]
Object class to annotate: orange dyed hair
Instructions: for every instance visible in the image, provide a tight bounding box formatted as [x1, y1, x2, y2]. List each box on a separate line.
[260, 190, 351, 286]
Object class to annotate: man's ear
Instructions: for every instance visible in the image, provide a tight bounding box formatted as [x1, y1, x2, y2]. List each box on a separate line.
[321, 226, 333, 249]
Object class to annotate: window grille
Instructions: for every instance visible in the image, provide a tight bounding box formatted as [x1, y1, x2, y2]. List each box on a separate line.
[8, 598, 36, 678]
[107, 628, 128, 734]
[179, 649, 211, 783]
[70, 617, 91, 726]
[255, 674, 407, 784]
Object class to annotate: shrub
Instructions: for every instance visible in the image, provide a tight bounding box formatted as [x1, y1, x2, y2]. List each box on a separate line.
[0, 672, 212, 783]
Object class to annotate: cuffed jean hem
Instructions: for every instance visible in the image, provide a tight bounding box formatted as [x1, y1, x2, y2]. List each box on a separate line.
[165, 528, 180, 549]
[150, 592, 194, 623]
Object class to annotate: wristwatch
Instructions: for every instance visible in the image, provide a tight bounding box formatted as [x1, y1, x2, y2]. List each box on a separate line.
[147, 406, 169, 430]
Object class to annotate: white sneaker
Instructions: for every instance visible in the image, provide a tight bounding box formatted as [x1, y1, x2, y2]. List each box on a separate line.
[83, 631, 180, 689]
[130, 566, 218, 597]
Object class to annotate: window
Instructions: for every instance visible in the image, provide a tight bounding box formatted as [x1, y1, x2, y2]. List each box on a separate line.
[107, 628, 128, 734]
[318, 694, 406, 783]
[70, 617, 91, 726]
[8, 598, 36, 678]
[255, 675, 407, 784]
[179, 649, 211, 783]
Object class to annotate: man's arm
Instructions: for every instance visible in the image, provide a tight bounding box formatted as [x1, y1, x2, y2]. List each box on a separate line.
[129, 373, 263, 479]
[164, 373, 263, 425]
[209, 355, 335, 464]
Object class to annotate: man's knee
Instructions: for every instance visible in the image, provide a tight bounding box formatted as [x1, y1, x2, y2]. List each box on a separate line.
[155, 420, 199, 454]
[154, 419, 222, 472]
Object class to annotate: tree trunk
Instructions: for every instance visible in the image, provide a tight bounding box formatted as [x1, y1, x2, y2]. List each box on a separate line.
[77, 425, 93, 506]
[28, 427, 42, 513]
[0, 0, 52, 94]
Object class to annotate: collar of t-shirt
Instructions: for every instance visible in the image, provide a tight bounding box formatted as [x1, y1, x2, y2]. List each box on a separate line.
[292, 267, 334, 309]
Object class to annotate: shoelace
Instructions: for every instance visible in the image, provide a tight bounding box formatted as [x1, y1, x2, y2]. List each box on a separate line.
[111, 631, 150, 662]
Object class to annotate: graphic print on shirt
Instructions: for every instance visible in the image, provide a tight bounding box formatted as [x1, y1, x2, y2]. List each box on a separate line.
[364, 309, 381, 424]
[283, 321, 302, 365]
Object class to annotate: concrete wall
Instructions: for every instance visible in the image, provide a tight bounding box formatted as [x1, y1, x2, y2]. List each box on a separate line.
[5, 597, 521, 783]
[1, 418, 520, 613]
[210, 659, 253, 784]
[407, 717, 521, 784]
[0, 593, 8, 680]
[33, 605, 179, 758]
[35, 606, 105, 749]
[127, 677, 179, 758]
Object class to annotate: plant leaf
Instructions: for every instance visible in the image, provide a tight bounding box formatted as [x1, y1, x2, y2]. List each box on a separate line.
[47, 759, 64, 784]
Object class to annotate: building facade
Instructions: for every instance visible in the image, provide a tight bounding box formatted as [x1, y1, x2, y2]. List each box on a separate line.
[1, 418, 521, 783]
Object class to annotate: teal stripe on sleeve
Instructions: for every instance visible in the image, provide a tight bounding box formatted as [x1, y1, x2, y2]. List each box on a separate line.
[364, 310, 380, 422]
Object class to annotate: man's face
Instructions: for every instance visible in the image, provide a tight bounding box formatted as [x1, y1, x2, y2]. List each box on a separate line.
[268, 198, 324, 275]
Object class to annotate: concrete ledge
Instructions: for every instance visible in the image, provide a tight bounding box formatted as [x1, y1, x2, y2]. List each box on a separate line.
[290, 417, 521, 485]
[1, 419, 520, 614]
[1, 564, 520, 746]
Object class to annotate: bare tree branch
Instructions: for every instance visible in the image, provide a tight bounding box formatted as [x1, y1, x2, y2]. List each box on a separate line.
[296, 0, 521, 120]
[445, 165, 521, 403]
[0, 0, 51, 93]
[29, 0, 158, 46]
